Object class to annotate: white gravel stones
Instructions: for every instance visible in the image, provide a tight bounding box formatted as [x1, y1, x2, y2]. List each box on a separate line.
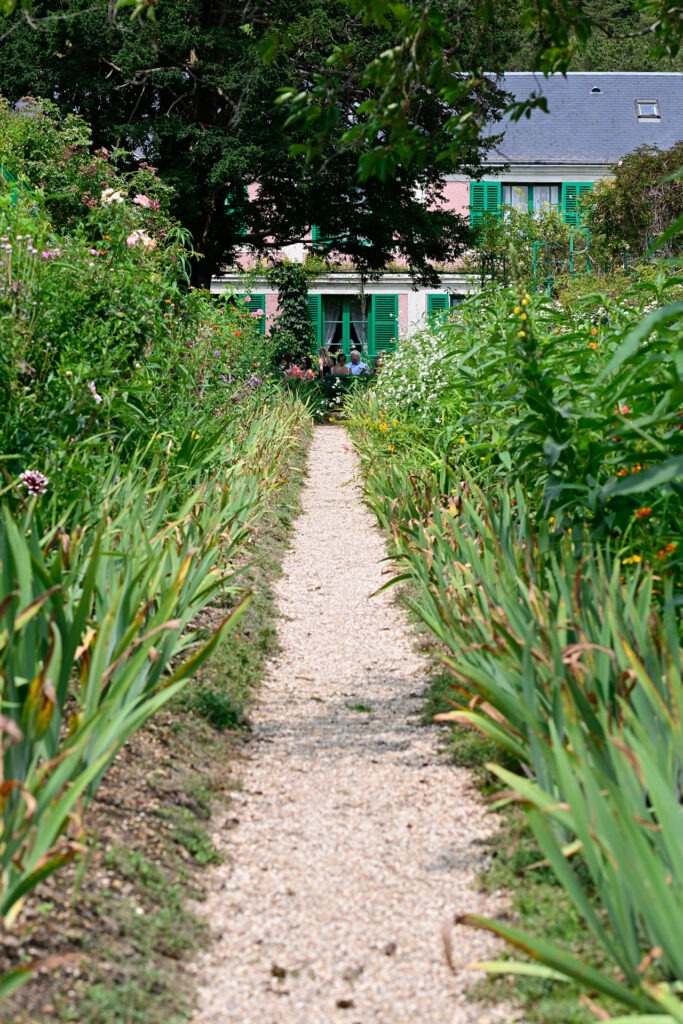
[192, 425, 515, 1024]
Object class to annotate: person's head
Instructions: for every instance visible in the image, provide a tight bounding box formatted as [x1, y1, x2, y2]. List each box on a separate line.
[349, 350, 361, 365]
[336, 353, 346, 365]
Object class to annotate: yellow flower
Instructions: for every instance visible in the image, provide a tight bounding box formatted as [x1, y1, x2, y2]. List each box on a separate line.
[513, 306, 522, 314]
[548, 516, 555, 525]
[378, 422, 389, 431]
[459, 436, 466, 444]
[622, 554, 642, 564]
[518, 331, 526, 338]
[522, 295, 531, 305]
[520, 312, 527, 320]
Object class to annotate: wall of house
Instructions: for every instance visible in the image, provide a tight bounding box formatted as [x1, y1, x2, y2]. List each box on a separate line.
[440, 179, 470, 217]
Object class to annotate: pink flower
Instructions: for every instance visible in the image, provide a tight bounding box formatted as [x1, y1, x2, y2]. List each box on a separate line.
[19, 469, 49, 496]
[244, 295, 251, 302]
[88, 381, 103, 404]
[133, 193, 160, 211]
[255, 308, 264, 316]
[615, 403, 631, 415]
[127, 230, 156, 250]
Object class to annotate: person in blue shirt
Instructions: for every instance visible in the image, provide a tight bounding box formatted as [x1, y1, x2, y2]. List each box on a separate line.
[346, 349, 370, 375]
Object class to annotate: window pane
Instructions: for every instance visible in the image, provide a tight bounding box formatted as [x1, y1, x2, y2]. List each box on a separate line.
[532, 185, 559, 212]
[502, 184, 528, 211]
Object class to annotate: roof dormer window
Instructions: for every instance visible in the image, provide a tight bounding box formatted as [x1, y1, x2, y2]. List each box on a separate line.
[637, 99, 660, 120]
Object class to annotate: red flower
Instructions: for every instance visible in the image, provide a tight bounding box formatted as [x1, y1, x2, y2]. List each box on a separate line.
[634, 507, 652, 519]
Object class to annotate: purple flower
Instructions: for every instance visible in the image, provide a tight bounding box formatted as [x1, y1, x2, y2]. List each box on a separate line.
[247, 376, 261, 388]
[213, 349, 221, 356]
[88, 381, 103, 404]
[19, 470, 49, 496]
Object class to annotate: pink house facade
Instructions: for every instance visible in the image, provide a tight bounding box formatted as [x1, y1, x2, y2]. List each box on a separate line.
[211, 73, 683, 362]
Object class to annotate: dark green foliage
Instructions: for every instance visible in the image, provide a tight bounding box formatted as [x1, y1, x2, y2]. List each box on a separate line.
[586, 141, 683, 261]
[268, 262, 316, 364]
[0, 0, 513, 286]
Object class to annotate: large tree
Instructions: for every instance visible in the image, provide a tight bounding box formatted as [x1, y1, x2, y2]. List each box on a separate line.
[0, 0, 514, 285]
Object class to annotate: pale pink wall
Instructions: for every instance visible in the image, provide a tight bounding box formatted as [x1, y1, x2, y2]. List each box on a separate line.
[397, 293, 409, 337]
[265, 292, 279, 333]
[439, 180, 470, 217]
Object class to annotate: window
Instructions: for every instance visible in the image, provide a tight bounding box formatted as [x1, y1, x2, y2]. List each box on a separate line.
[471, 181, 593, 228]
[307, 293, 398, 358]
[321, 295, 368, 353]
[636, 100, 660, 119]
[502, 184, 560, 215]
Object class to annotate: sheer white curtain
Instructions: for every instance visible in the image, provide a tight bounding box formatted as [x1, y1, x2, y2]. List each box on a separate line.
[350, 298, 368, 352]
[324, 299, 342, 347]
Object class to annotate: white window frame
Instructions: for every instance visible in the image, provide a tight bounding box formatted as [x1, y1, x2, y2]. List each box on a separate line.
[636, 99, 660, 119]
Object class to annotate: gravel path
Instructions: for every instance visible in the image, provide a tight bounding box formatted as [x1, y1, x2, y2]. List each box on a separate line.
[191, 425, 514, 1024]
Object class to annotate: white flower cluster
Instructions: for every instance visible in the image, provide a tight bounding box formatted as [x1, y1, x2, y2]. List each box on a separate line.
[374, 325, 462, 425]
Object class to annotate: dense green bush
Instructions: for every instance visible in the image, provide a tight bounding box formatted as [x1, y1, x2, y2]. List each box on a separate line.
[0, 98, 280, 511]
[355, 281, 682, 574]
[585, 142, 683, 262]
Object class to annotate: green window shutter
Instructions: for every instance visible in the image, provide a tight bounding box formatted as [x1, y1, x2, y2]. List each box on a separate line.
[225, 185, 248, 235]
[244, 293, 266, 335]
[311, 224, 349, 248]
[427, 294, 449, 318]
[470, 181, 501, 226]
[307, 294, 322, 344]
[562, 182, 593, 227]
[369, 294, 398, 357]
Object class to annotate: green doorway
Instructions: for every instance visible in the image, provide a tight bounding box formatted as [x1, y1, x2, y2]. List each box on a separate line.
[323, 296, 368, 357]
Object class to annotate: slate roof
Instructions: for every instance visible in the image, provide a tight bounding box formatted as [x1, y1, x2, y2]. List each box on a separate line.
[486, 72, 683, 165]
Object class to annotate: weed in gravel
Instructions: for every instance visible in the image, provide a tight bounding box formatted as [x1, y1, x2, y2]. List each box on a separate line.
[189, 685, 249, 730]
[154, 806, 223, 866]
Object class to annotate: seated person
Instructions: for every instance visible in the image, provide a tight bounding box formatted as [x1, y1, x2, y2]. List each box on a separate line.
[331, 353, 350, 375]
[346, 349, 370, 376]
[318, 346, 333, 376]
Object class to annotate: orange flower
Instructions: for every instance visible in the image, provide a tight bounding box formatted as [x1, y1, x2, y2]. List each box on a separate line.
[656, 542, 678, 559]
[234, 330, 241, 337]
[634, 507, 652, 519]
[590, 327, 598, 335]
[588, 341, 598, 350]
